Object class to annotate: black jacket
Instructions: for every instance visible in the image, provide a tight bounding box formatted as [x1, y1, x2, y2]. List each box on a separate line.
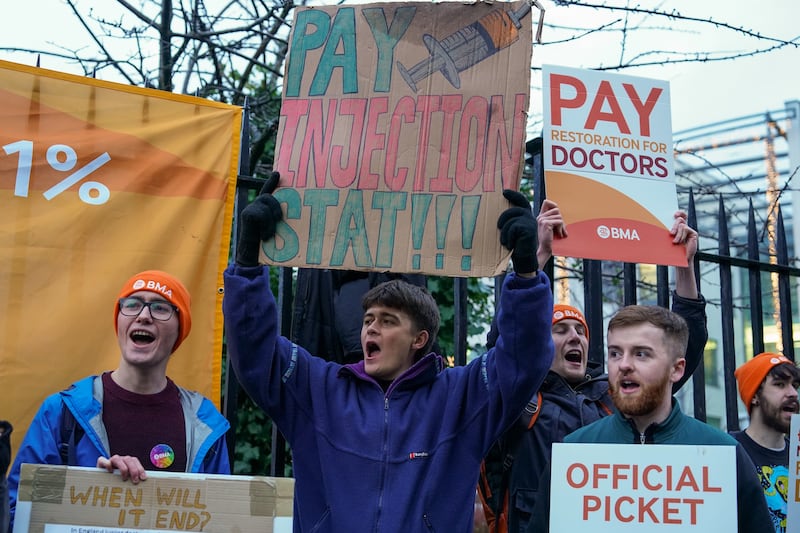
[0, 420, 12, 533]
[480, 292, 707, 533]
[504, 372, 611, 533]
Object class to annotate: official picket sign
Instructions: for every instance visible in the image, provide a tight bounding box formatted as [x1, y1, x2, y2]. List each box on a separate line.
[550, 443, 736, 531]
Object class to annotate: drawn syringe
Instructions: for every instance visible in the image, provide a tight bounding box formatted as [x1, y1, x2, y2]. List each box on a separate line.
[397, 2, 531, 93]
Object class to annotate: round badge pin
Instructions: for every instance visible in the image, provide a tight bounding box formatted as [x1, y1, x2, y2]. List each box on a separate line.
[150, 444, 175, 468]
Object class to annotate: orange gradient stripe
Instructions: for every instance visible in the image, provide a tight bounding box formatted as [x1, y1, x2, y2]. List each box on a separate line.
[0, 89, 229, 200]
[547, 170, 687, 266]
[546, 170, 665, 227]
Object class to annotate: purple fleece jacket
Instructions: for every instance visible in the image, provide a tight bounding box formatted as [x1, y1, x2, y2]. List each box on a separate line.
[223, 265, 554, 532]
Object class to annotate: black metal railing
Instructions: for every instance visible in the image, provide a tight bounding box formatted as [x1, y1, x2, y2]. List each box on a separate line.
[224, 109, 799, 473]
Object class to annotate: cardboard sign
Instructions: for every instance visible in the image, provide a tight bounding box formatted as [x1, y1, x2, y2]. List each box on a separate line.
[269, 1, 533, 277]
[14, 464, 294, 533]
[542, 65, 685, 266]
[550, 443, 736, 530]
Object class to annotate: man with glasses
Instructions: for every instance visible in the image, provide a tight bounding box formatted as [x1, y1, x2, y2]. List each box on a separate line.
[6, 270, 230, 528]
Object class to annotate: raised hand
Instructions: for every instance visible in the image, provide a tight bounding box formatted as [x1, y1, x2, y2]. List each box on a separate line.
[536, 199, 567, 267]
[497, 189, 539, 275]
[235, 172, 283, 267]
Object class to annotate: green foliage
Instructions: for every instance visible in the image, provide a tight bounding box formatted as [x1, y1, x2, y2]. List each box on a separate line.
[245, 83, 282, 178]
[426, 276, 495, 361]
[233, 399, 272, 474]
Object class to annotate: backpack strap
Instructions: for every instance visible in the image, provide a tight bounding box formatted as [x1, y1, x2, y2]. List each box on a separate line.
[479, 391, 544, 533]
[501, 391, 542, 470]
[523, 391, 543, 430]
[58, 401, 84, 465]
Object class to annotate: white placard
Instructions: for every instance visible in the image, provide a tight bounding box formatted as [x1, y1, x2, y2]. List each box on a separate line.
[550, 443, 736, 531]
[788, 414, 800, 532]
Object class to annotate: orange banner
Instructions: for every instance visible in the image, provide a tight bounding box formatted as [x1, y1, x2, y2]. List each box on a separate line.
[0, 60, 240, 450]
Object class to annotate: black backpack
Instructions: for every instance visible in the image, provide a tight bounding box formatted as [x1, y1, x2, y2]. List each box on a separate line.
[477, 392, 542, 533]
[58, 402, 84, 465]
[0, 420, 12, 475]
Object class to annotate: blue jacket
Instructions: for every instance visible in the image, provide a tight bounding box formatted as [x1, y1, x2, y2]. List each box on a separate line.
[223, 265, 555, 533]
[527, 400, 773, 533]
[8, 375, 230, 526]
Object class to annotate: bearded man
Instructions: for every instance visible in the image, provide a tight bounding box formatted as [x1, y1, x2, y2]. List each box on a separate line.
[732, 352, 800, 533]
[527, 305, 772, 533]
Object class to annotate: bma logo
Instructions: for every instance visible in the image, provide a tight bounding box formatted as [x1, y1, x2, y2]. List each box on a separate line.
[132, 279, 173, 297]
[596, 225, 641, 241]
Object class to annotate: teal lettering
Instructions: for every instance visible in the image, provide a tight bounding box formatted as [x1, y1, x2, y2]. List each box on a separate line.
[362, 7, 416, 92]
[286, 10, 330, 97]
[310, 8, 358, 96]
[263, 188, 301, 262]
[460, 195, 481, 271]
[410, 194, 433, 270]
[303, 189, 339, 264]
[371, 191, 406, 268]
[331, 190, 373, 267]
[435, 195, 456, 270]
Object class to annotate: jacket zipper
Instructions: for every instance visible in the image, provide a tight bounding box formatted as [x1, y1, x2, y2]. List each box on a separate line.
[374, 395, 390, 532]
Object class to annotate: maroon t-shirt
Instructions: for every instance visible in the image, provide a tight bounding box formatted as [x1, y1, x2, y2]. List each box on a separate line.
[101, 371, 187, 471]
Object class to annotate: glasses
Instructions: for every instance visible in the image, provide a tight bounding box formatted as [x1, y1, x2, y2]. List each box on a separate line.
[118, 297, 178, 321]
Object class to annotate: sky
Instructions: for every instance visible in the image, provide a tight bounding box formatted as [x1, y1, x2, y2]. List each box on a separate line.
[528, 0, 799, 133]
[0, 1, 797, 134]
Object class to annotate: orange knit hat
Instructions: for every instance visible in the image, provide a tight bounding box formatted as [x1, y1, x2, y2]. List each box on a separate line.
[734, 352, 792, 413]
[115, 270, 192, 352]
[552, 304, 589, 341]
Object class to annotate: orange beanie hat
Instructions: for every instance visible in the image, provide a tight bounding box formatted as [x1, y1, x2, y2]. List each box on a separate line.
[552, 304, 589, 341]
[734, 352, 792, 413]
[115, 270, 192, 352]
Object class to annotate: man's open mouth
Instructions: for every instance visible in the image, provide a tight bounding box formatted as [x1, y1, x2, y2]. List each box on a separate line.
[366, 341, 380, 358]
[619, 380, 640, 392]
[130, 329, 155, 345]
[782, 401, 799, 413]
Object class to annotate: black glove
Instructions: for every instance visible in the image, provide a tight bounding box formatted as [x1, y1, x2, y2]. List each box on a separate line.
[235, 172, 283, 267]
[497, 189, 538, 274]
